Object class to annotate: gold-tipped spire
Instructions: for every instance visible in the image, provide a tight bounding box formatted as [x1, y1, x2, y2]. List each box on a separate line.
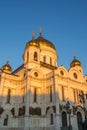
[6, 56, 10, 64]
[32, 31, 35, 40]
[39, 27, 42, 36]
[73, 52, 76, 59]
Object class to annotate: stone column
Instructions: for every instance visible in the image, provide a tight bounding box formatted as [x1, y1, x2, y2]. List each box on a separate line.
[25, 75, 30, 128]
[25, 74, 30, 116]
[84, 99, 87, 111]
[0, 73, 5, 105]
[53, 71, 60, 130]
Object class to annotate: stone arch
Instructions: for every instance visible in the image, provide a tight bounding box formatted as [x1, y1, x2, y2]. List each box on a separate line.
[3, 115, 8, 126]
[29, 68, 44, 79]
[47, 107, 54, 115]
[1, 110, 13, 126]
[77, 106, 85, 120]
[1, 109, 13, 118]
[47, 107, 54, 125]
[57, 66, 68, 78]
[62, 111, 67, 127]
[69, 68, 83, 82]
[77, 111, 83, 130]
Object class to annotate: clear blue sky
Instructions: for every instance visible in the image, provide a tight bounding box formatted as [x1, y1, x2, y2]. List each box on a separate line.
[0, 0, 87, 74]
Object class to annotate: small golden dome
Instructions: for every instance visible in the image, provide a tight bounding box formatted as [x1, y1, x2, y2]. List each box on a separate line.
[26, 39, 40, 49]
[70, 57, 82, 68]
[1, 62, 12, 73]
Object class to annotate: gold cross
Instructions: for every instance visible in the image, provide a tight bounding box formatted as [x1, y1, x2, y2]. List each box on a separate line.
[32, 31, 35, 39]
[73, 52, 76, 59]
[40, 27, 42, 35]
[6, 56, 10, 64]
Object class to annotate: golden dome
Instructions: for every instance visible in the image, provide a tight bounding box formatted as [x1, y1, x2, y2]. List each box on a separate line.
[1, 62, 12, 73]
[70, 57, 82, 68]
[36, 35, 56, 50]
[26, 39, 40, 49]
[25, 35, 56, 50]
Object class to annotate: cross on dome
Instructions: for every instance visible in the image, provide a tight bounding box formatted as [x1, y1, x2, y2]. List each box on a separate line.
[39, 27, 42, 36]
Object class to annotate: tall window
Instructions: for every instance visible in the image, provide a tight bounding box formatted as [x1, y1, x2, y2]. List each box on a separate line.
[73, 89, 76, 103]
[34, 88, 37, 102]
[21, 88, 25, 103]
[62, 86, 64, 101]
[50, 57, 52, 65]
[76, 90, 80, 103]
[76, 89, 79, 103]
[77, 112, 83, 130]
[7, 89, 11, 103]
[62, 111, 67, 127]
[27, 52, 29, 63]
[50, 86, 52, 102]
[34, 52, 38, 61]
[4, 115, 8, 126]
[43, 56, 46, 63]
[50, 114, 53, 125]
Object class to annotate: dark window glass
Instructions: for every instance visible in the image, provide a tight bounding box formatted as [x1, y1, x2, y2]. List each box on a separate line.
[50, 57, 52, 65]
[62, 112, 67, 126]
[50, 114, 53, 125]
[77, 112, 83, 130]
[4, 115, 8, 126]
[43, 56, 46, 63]
[34, 52, 38, 61]
[7, 89, 11, 103]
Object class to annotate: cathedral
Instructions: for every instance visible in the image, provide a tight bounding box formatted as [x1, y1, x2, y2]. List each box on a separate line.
[0, 30, 87, 130]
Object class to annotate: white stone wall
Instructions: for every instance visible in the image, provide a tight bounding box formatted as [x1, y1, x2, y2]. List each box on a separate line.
[0, 37, 87, 130]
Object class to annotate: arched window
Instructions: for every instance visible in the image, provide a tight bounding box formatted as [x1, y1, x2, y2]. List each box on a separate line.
[7, 89, 11, 103]
[62, 86, 64, 101]
[34, 52, 38, 61]
[27, 52, 29, 63]
[50, 114, 53, 125]
[77, 112, 83, 130]
[50, 57, 52, 65]
[21, 88, 25, 103]
[62, 111, 67, 127]
[43, 56, 46, 63]
[4, 115, 8, 126]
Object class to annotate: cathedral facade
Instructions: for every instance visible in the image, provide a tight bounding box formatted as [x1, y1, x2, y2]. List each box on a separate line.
[0, 31, 87, 130]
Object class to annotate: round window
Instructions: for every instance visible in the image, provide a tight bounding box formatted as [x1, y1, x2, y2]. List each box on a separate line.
[34, 72, 38, 77]
[60, 70, 64, 76]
